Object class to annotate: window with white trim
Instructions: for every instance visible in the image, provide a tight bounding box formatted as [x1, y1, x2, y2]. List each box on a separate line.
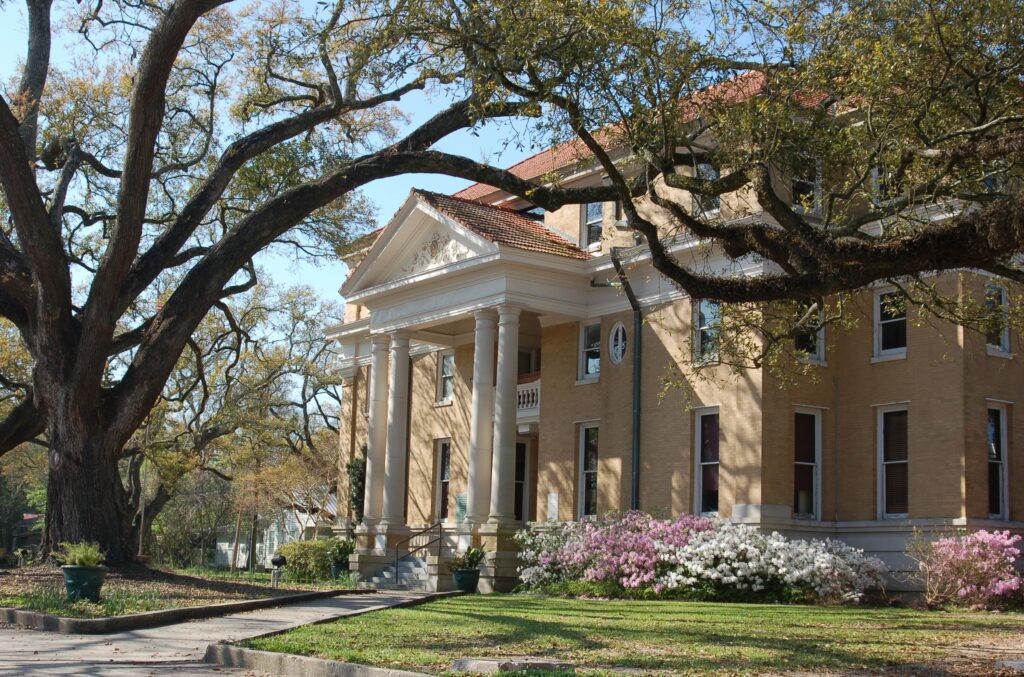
[874, 290, 907, 357]
[694, 299, 721, 362]
[985, 285, 1011, 353]
[695, 410, 720, 515]
[436, 439, 451, 522]
[879, 407, 909, 518]
[791, 158, 822, 215]
[609, 322, 627, 365]
[578, 424, 599, 518]
[436, 351, 455, 403]
[582, 202, 604, 250]
[694, 162, 721, 216]
[514, 441, 528, 521]
[793, 410, 821, 519]
[794, 305, 825, 362]
[578, 323, 601, 380]
[987, 407, 1008, 519]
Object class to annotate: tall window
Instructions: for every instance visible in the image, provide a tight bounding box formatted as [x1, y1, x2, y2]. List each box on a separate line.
[436, 440, 451, 522]
[985, 285, 1011, 353]
[694, 299, 721, 362]
[579, 323, 601, 380]
[579, 425, 599, 518]
[793, 411, 820, 519]
[875, 290, 907, 357]
[794, 305, 825, 362]
[791, 158, 822, 214]
[694, 162, 721, 215]
[515, 442, 528, 521]
[696, 411, 720, 515]
[879, 408, 909, 518]
[436, 351, 455, 403]
[582, 202, 604, 250]
[987, 407, 1007, 519]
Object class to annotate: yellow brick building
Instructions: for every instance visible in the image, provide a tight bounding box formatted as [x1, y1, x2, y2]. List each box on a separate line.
[329, 149, 1023, 592]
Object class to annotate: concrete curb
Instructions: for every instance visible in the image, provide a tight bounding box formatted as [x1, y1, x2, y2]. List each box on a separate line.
[0, 588, 369, 634]
[204, 590, 465, 676]
[203, 645, 433, 677]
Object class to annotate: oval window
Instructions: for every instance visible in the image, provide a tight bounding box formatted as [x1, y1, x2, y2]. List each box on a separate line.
[609, 322, 627, 365]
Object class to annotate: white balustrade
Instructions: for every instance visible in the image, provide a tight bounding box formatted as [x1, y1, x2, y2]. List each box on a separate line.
[516, 379, 541, 422]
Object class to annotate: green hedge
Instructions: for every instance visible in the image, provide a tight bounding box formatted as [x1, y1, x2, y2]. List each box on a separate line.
[276, 538, 355, 582]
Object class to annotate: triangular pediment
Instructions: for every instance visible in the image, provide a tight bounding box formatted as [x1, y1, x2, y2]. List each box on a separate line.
[342, 193, 498, 295]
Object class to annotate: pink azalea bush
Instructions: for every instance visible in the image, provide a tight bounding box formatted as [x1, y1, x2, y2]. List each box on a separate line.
[910, 530, 1022, 609]
[515, 511, 886, 603]
[580, 512, 715, 589]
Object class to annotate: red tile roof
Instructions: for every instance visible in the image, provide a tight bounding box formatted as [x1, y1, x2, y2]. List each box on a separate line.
[453, 71, 774, 201]
[414, 190, 588, 260]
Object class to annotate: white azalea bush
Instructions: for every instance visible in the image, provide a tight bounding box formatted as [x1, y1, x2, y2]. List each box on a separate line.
[657, 523, 887, 603]
[515, 513, 887, 604]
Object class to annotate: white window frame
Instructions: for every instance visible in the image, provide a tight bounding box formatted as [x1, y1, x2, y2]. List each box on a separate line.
[435, 350, 455, 404]
[873, 289, 907, 360]
[693, 407, 721, 517]
[794, 309, 826, 364]
[793, 408, 822, 520]
[608, 321, 627, 365]
[577, 322, 601, 382]
[987, 404, 1010, 520]
[577, 422, 600, 519]
[791, 157, 823, 216]
[514, 437, 532, 522]
[985, 284, 1011, 356]
[581, 202, 604, 252]
[876, 404, 909, 520]
[693, 162, 721, 217]
[693, 299, 721, 364]
[435, 438, 452, 523]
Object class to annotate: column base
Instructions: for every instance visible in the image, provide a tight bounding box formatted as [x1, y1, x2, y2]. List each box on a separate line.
[474, 522, 523, 593]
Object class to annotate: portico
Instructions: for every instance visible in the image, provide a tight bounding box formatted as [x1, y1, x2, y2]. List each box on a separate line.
[330, 189, 592, 590]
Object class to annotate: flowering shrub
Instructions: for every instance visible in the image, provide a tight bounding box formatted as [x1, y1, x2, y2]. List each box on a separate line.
[514, 520, 588, 588]
[582, 512, 715, 589]
[657, 523, 887, 603]
[908, 529, 1022, 609]
[515, 512, 886, 604]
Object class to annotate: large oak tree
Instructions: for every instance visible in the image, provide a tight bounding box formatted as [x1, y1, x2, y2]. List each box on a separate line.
[1, 0, 1023, 561]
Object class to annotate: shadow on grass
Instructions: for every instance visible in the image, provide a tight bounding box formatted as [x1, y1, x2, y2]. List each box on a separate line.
[292, 596, 1020, 676]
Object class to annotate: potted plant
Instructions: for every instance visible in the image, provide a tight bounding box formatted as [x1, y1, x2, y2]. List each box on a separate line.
[326, 538, 355, 580]
[55, 541, 106, 602]
[449, 546, 487, 593]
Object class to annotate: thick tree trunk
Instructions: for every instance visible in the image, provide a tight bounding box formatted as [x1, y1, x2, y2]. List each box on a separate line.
[42, 415, 133, 564]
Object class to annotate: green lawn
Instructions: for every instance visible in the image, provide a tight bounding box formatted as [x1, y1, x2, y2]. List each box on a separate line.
[243, 594, 1024, 675]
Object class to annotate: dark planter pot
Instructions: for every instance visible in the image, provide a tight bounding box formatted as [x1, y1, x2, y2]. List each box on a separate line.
[330, 563, 345, 580]
[62, 565, 107, 602]
[452, 568, 481, 593]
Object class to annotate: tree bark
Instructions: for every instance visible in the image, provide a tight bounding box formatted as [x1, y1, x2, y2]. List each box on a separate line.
[42, 410, 133, 563]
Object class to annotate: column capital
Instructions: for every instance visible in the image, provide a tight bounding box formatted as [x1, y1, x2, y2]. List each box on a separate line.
[389, 331, 411, 347]
[370, 333, 390, 348]
[496, 304, 523, 320]
[473, 308, 498, 323]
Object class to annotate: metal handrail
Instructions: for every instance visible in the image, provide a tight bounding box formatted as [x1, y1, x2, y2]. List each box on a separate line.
[394, 522, 443, 584]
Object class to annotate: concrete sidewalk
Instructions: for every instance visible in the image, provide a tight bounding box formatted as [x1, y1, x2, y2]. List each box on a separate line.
[0, 591, 435, 676]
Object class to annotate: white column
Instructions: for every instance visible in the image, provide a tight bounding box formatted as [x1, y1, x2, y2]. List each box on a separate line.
[380, 331, 411, 526]
[466, 309, 496, 524]
[488, 305, 521, 524]
[363, 335, 390, 525]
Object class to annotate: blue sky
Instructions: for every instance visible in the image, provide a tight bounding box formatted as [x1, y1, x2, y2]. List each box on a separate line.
[0, 2, 539, 303]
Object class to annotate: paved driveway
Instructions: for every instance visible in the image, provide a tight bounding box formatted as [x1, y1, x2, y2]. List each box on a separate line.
[0, 591, 430, 676]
